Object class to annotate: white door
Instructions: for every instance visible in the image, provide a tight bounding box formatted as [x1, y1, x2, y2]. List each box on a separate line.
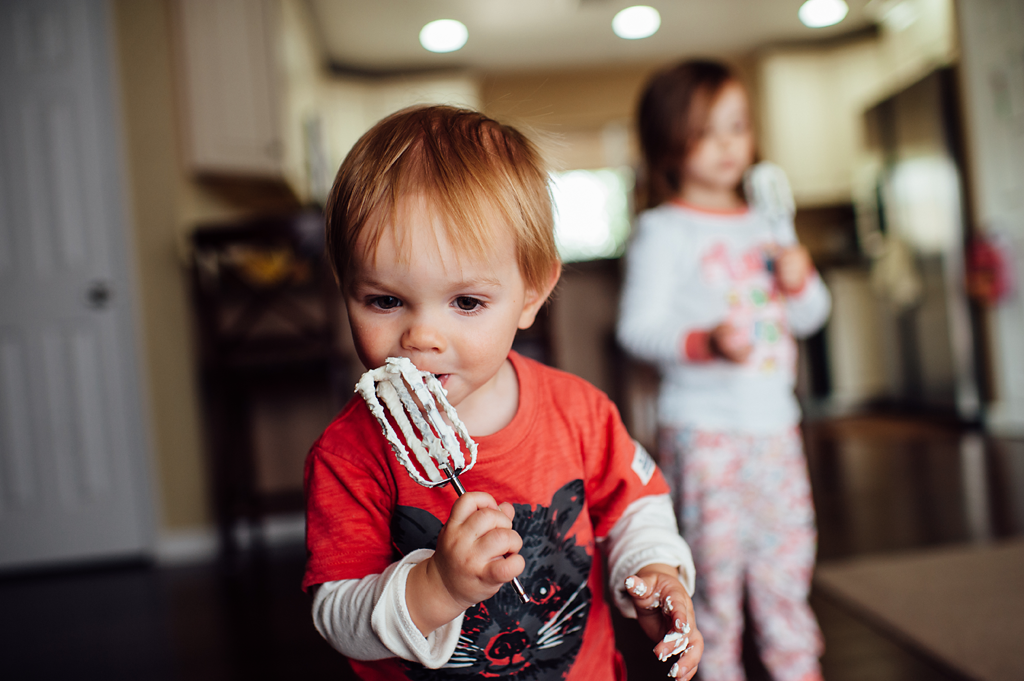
[0, 0, 154, 569]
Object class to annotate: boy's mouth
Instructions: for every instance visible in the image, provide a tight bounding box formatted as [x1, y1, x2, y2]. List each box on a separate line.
[434, 373, 450, 387]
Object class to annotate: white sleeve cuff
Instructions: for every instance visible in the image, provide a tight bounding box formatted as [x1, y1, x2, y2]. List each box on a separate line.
[602, 494, 695, 619]
[312, 574, 392, 661]
[371, 549, 465, 668]
[311, 549, 464, 668]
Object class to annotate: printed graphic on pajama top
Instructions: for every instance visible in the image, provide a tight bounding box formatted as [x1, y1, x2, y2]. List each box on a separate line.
[699, 239, 796, 376]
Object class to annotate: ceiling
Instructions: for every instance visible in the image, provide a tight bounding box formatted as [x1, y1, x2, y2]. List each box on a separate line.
[306, 0, 875, 75]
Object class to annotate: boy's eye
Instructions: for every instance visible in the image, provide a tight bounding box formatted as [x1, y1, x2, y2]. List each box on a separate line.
[371, 295, 402, 310]
[454, 296, 482, 312]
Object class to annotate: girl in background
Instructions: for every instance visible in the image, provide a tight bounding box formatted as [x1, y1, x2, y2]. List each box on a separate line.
[617, 60, 830, 681]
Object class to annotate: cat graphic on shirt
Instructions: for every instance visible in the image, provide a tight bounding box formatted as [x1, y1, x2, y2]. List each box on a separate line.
[391, 479, 591, 681]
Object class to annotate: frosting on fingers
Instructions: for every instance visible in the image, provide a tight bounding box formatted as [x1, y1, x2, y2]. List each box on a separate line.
[624, 575, 649, 597]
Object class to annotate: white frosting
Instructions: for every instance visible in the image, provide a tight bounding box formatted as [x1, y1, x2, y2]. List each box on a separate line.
[355, 357, 478, 488]
[662, 631, 686, 645]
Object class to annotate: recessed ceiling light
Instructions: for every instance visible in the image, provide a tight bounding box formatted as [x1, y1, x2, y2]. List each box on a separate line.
[612, 6, 661, 40]
[798, 0, 849, 28]
[419, 19, 468, 53]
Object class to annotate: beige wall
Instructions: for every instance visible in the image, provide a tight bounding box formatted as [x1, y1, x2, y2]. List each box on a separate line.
[113, 0, 208, 532]
[480, 58, 756, 172]
[482, 65, 659, 129]
[112, 0, 252, 534]
[483, 66, 653, 172]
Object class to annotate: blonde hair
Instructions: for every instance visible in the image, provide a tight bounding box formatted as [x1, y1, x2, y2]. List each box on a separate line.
[325, 105, 560, 294]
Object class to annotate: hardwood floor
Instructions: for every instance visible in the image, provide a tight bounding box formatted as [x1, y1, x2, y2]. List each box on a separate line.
[0, 547, 349, 681]
[0, 414, 1019, 680]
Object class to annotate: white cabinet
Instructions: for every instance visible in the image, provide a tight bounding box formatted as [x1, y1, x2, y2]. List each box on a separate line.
[173, 0, 284, 178]
[756, 0, 957, 207]
[758, 42, 878, 207]
[170, 0, 483, 200]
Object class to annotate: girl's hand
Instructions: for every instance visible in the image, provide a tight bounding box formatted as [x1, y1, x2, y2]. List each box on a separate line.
[407, 492, 524, 634]
[624, 566, 703, 680]
[776, 246, 812, 295]
[710, 321, 753, 363]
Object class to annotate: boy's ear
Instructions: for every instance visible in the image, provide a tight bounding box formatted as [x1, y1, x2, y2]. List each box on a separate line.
[518, 262, 561, 330]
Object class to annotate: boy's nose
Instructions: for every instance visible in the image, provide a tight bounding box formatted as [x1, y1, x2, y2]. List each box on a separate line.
[401, 317, 447, 354]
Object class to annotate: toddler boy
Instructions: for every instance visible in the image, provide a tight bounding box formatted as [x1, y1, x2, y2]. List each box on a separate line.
[304, 105, 703, 681]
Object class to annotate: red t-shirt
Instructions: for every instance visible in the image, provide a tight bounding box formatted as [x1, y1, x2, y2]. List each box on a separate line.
[304, 351, 670, 681]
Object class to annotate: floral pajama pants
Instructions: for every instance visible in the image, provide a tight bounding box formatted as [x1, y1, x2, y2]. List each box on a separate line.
[660, 427, 824, 681]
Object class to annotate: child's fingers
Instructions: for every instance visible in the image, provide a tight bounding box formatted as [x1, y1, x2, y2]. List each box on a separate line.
[628, 571, 702, 676]
[448, 494, 516, 542]
[663, 615, 702, 679]
[623, 574, 664, 610]
[652, 592, 694, 661]
[449, 501, 522, 574]
[447, 491, 501, 524]
[656, 602, 702, 678]
[478, 524, 523, 562]
[728, 344, 753, 362]
[719, 339, 753, 363]
[497, 501, 516, 522]
[432, 498, 524, 605]
[666, 635, 702, 679]
[720, 326, 750, 352]
[483, 548, 525, 585]
[655, 623, 695, 667]
[661, 592, 692, 634]
[459, 506, 515, 541]
[711, 322, 752, 363]
[777, 246, 812, 291]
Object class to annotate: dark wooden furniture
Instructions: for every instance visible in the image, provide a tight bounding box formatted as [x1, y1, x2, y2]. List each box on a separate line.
[190, 211, 346, 561]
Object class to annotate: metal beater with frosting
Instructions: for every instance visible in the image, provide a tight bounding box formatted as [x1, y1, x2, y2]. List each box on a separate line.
[356, 356, 529, 603]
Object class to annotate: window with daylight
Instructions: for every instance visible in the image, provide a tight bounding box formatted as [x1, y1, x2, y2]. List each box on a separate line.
[550, 167, 634, 263]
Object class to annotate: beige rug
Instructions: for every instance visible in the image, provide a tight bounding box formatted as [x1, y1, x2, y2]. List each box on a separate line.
[814, 540, 1024, 681]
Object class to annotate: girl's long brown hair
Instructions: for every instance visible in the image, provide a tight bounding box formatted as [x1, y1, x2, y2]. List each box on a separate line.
[636, 60, 738, 210]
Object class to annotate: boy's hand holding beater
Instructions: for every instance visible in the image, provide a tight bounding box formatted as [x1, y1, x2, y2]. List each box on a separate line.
[407, 492, 525, 635]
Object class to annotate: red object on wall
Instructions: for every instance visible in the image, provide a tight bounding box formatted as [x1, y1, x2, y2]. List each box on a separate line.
[966, 236, 1013, 305]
